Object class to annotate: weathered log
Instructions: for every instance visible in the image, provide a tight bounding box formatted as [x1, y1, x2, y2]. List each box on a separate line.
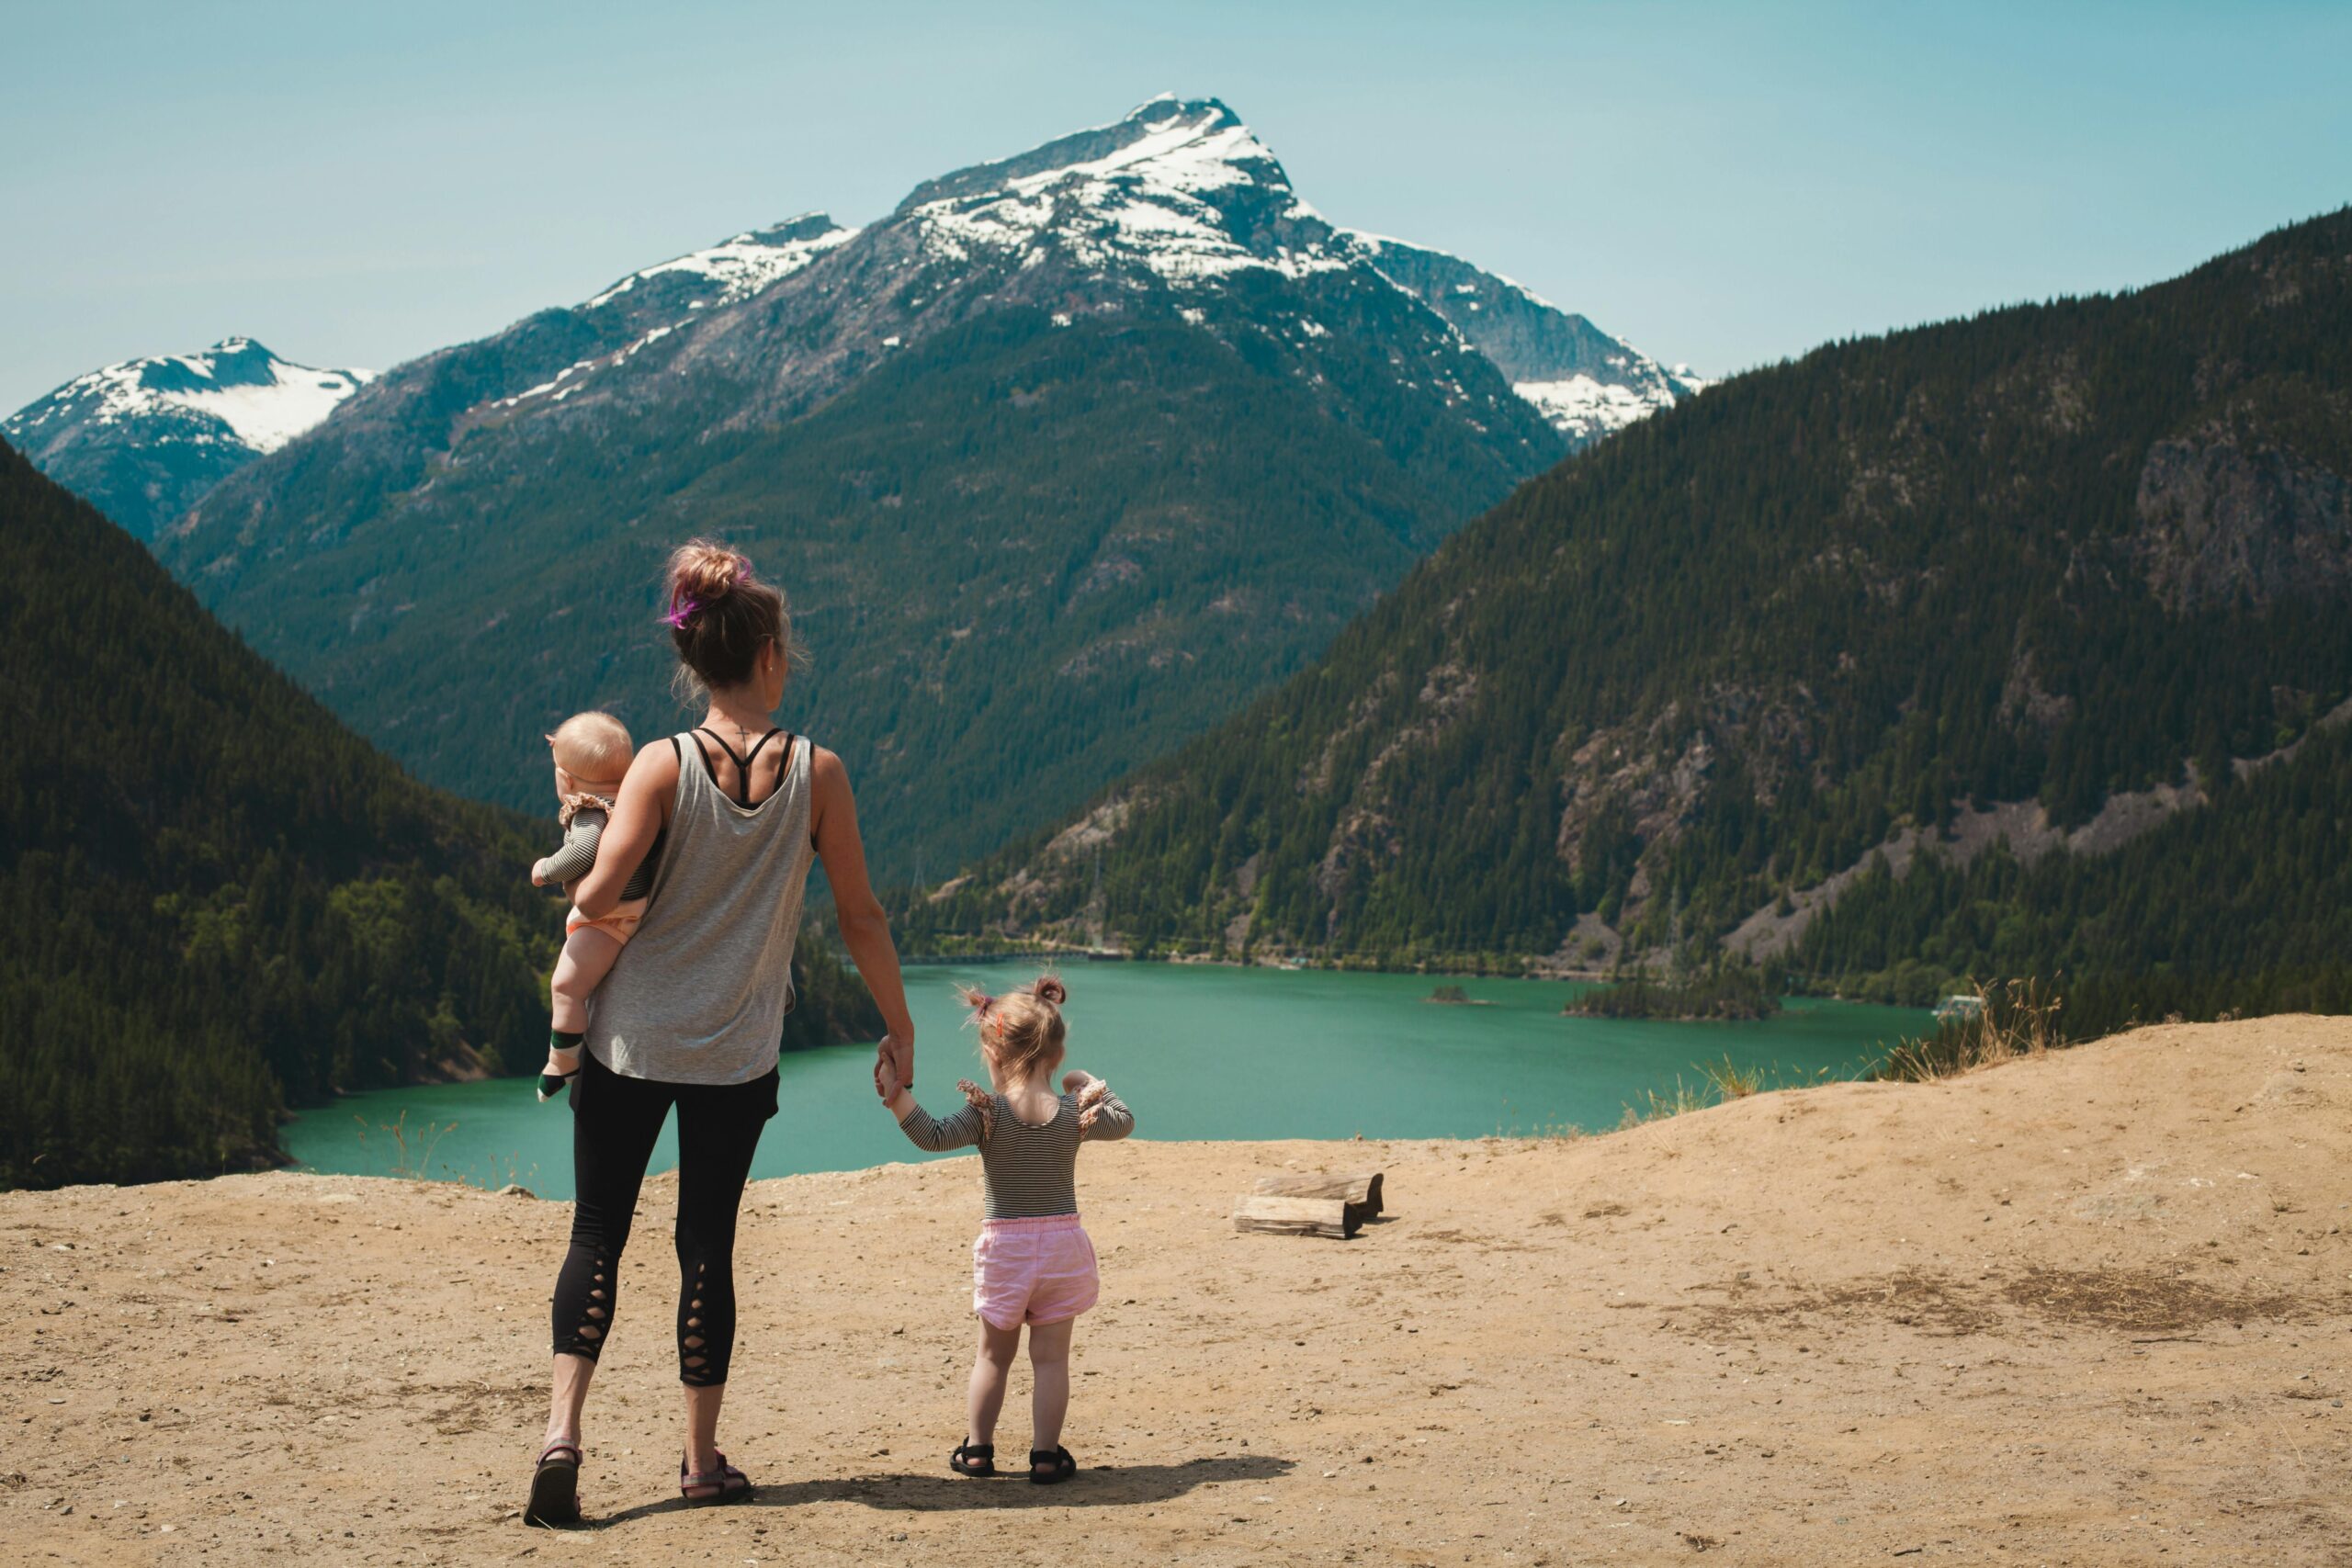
[1232, 1194, 1359, 1239]
[1252, 1169, 1384, 1218]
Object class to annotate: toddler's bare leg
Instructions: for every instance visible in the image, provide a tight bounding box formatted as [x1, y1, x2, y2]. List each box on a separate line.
[1026, 1317, 1074, 1460]
[967, 1320, 1021, 1446]
[549, 926, 626, 1035]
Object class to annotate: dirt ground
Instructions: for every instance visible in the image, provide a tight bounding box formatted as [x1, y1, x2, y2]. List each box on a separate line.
[3, 1016, 2347, 1566]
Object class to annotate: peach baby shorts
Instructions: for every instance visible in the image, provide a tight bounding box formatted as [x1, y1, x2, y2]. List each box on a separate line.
[972, 1214, 1100, 1330]
[565, 896, 649, 944]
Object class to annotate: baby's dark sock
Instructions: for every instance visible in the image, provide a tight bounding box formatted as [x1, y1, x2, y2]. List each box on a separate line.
[538, 1031, 584, 1102]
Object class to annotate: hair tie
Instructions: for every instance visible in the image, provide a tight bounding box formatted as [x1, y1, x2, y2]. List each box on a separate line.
[662, 598, 700, 629]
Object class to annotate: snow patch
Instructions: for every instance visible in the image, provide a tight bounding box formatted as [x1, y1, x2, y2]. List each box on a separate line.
[584, 220, 855, 311]
[1513, 376, 1685, 442]
[6, 341, 374, 455]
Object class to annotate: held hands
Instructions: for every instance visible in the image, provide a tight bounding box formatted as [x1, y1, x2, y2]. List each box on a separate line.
[873, 1032, 913, 1102]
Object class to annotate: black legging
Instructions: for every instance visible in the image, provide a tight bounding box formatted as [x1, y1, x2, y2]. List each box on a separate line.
[551, 1050, 779, 1387]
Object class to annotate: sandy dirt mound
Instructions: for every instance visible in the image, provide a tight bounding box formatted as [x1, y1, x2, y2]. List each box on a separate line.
[3, 1017, 2347, 1565]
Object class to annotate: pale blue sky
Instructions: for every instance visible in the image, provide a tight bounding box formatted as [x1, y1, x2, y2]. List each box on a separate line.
[4, 0, 2346, 410]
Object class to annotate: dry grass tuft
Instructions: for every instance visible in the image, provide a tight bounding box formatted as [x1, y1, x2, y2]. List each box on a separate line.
[1621, 1077, 1709, 1127]
[1696, 1055, 1764, 1100]
[1878, 977, 2067, 1081]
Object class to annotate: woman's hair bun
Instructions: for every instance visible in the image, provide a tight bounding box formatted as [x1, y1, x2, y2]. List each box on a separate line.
[1031, 976, 1068, 1007]
[668, 540, 749, 614]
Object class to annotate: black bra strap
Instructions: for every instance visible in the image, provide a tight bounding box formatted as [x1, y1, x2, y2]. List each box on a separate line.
[693, 726, 785, 809]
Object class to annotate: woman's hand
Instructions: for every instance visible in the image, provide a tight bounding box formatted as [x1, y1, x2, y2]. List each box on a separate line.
[875, 1051, 904, 1104]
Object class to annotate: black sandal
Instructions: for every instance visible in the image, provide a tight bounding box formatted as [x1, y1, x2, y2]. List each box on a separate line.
[1028, 1445, 1077, 1485]
[950, 1440, 996, 1477]
[525, 1441, 582, 1527]
[679, 1450, 752, 1506]
[537, 1066, 580, 1102]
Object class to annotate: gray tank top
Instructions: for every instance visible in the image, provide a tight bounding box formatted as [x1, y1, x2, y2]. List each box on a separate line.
[584, 730, 815, 1084]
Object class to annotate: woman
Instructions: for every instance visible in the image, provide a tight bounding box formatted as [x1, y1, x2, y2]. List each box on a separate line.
[525, 539, 915, 1524]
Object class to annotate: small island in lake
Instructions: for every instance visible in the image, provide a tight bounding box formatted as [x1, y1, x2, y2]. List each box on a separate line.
[1566, 966, 1781, 1021]
[1425, 984, 1492, 1006]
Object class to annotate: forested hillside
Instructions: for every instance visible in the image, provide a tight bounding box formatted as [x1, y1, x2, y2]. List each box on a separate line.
[907, 209, 2352, 1022]
[153, 99, 1704, 877]
[0, 441, 876, 1188]
[1792, 720, 2352, 1031]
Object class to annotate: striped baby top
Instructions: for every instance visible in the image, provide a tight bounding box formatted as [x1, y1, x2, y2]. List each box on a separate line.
[533, 801, 657, 901]
[897, 1089, 1136, 1219]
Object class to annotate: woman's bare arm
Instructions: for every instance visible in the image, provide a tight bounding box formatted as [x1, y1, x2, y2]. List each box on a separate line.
[571, 741, 677, 919]
[810, 745, 915, 1089]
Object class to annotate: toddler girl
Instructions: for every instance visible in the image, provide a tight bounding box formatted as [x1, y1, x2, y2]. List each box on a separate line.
[877, 976, 1133, 1484]
[531, 711, 659, 1100]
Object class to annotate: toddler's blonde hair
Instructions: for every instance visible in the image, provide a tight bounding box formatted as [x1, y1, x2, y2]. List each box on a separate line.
[547, 711, 634, 788]
[959, 975, 1069, 1083]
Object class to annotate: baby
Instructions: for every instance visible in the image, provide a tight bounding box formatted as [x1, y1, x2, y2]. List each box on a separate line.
[532, 712, 659, 1100]
[877, 976, 1134, 1485]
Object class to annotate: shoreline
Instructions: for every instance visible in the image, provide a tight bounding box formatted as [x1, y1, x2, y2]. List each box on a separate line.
[898, 944, 1626, 981]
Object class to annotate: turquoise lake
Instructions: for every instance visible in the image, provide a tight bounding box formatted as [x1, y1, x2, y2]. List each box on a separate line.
[283, 962, 1930, 1199]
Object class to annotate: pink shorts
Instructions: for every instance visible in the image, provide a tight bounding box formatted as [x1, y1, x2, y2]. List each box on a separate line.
[972, 1214, 1099, 1330]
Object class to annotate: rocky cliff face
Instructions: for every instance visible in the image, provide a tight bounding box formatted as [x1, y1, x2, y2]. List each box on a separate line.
[2134, 430, 2352, 614]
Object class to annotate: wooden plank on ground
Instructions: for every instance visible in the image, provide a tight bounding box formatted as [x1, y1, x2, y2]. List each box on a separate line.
[1232, 1194, 1359, 1239]
[1253, 1170, 1385, 1218]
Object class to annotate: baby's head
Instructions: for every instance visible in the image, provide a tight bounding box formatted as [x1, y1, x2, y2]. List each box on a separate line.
[959, 976, 1069, 1088]
[546, 711, 634, 798]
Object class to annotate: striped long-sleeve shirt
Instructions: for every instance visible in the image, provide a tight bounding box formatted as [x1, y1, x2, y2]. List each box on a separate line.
[533, 805, 656, 900]
[897, 1089, 1135, 1219]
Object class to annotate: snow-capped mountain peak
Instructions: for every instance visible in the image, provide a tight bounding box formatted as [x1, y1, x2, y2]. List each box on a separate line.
[3, 338, 375, 537]
[881, 96, 1702, 439]
[9, 338, 372, 457]
[901, 95, 1340, 286]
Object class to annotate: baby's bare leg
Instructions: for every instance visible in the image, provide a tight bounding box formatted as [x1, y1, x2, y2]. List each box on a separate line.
[549, 926, 625, 1035]
[967, 1319, 1022, 1447]
[1026, 1317, 1074, 1459]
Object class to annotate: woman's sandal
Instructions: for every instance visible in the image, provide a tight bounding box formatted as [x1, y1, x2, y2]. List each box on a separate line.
[679, 1451, 753, 1506]
[524, 1442, 582, 1527]
[1028, 1445, 1077, 1485]
[949, 1440, 997, 1477]
[537, 1066, 581, 1102]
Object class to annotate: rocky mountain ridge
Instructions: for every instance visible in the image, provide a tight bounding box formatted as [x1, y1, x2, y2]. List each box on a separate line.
[153, 96, 1701, 874]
